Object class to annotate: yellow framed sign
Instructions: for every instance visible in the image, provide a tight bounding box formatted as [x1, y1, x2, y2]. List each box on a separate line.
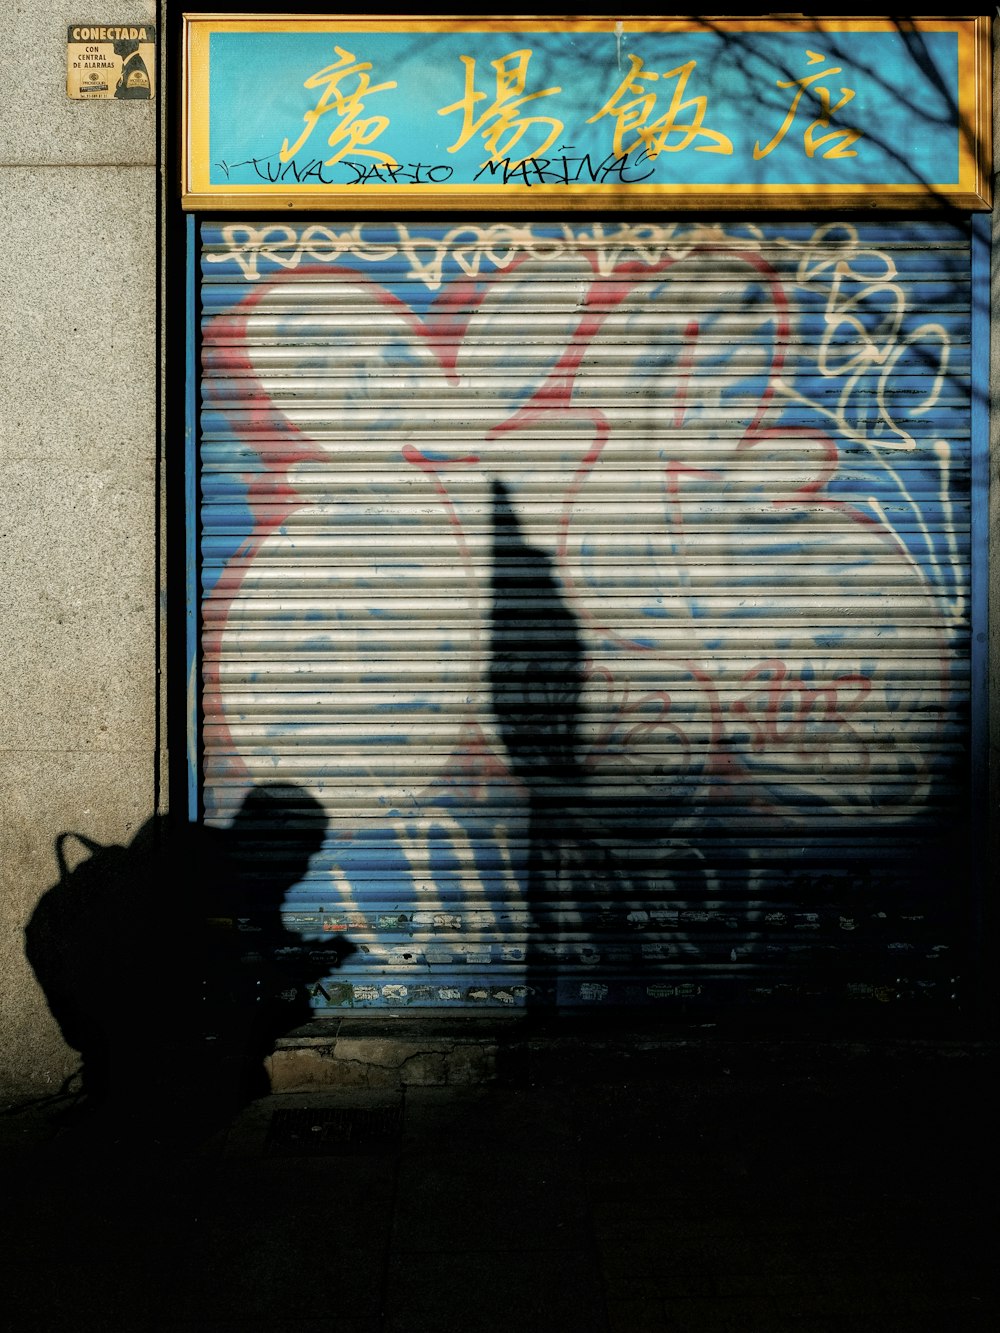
[182, 15, 992, 211]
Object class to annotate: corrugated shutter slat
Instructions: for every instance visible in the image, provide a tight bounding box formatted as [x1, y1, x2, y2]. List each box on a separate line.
[198, 218, 973, 1012]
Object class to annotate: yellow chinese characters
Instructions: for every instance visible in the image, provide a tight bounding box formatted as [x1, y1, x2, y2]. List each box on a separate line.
[754, 51, 862, 160]
[280, 46, 398, 166]
[438, 49, 563, 166]
[588, 55, 733, 157]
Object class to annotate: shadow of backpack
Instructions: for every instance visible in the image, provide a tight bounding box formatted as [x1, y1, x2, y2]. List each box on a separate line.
[24, 831, 140, 1082]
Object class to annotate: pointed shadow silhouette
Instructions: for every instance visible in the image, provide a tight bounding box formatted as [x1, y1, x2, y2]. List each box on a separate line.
[488, 479, 585, 1009]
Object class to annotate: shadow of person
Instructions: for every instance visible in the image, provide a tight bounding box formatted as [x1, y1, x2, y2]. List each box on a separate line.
[112, 36, 152, 99]
[488, 479, 585, 1012]
[24, 782, 352, 1145]
[195, 784, 356, 1116]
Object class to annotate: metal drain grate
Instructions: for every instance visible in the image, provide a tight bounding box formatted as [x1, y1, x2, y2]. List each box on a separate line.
[264, 1104, 404, 1156]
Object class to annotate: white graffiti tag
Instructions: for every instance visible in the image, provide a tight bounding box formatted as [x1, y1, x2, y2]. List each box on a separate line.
[203, 228, 957, 917]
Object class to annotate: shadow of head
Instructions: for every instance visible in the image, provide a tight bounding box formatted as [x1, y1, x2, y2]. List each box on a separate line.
[216, 781, 330, 903]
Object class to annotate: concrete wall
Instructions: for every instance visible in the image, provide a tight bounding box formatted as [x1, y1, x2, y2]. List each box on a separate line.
[0, 3, 159, 1094]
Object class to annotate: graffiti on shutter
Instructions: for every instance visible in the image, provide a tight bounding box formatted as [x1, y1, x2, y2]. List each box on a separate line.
[198, 219, 973, 1009]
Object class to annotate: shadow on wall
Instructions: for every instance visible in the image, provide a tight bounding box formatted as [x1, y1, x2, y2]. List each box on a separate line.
[488, 479, 728, 1005]
[489, 479, 586, 1006]
[23, 783, 353, 1142]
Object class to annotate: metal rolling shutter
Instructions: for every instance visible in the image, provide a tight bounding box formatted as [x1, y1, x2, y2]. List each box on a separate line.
[197, 218, 974, 1012]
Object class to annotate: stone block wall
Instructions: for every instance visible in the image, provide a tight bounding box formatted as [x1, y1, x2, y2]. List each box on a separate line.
[0, 2, 159, 1094]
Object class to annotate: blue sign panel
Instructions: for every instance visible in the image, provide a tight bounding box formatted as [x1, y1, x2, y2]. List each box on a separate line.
[183, 18, 992, 211]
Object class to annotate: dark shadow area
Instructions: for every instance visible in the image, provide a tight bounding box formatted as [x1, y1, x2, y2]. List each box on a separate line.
[23, 782, 353, 1145]
[2, 1037, 994, 1332]
[489, 479, 585, 1007]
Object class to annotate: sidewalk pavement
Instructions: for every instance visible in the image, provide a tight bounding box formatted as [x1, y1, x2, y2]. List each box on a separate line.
[1, 1036, 996, 1332]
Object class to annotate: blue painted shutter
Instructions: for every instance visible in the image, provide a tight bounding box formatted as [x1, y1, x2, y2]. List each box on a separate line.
[198, 219, 974, 1011]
